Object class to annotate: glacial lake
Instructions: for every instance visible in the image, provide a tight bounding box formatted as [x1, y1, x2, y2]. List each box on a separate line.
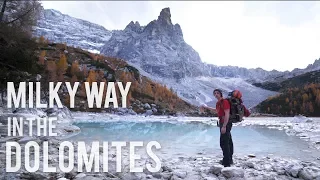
[69, 118, 320, 162]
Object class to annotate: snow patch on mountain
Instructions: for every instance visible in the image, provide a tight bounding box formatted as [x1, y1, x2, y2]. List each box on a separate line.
[34, 9, 112, 52]
[129, 63, 277, 107]
[167, 77, 277, 108]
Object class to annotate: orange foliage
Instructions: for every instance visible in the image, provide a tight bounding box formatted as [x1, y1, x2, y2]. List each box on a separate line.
[38, 50, 46, 65]
[56, 54, 68, 82]
[71, 60, 80, 76]
[39, 36, 45, 44]
[86, 70, 97, 86]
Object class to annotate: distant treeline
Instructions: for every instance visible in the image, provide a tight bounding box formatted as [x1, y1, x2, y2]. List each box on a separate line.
[256, 83, 320, 117]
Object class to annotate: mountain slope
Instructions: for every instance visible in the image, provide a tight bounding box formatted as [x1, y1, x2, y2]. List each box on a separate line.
[35, 41, 198, 115]
[34, 8, 112, 52]
[127, 64, 277, 108]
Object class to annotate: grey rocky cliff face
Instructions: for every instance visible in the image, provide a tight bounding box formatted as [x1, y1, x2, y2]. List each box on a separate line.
[101, 8, 210, 80]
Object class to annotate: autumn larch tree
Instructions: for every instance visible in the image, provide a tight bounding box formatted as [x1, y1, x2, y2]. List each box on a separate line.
[86, 70, 97, 86]
[56, 54, 68, 82]
[71, 60, 80, 76]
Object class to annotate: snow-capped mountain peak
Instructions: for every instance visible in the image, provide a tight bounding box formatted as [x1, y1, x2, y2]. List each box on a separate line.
[34, 7, 279, 107]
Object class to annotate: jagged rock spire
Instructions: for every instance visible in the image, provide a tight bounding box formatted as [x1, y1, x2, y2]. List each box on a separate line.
[124, 21, 141, 32]
[157, 7, 172, 26]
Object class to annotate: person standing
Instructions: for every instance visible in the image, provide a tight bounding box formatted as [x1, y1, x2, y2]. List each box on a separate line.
[200, 89, 234, 167]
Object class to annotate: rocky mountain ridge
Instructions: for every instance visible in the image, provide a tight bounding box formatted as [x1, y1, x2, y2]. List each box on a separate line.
[34, 7, 318, 106]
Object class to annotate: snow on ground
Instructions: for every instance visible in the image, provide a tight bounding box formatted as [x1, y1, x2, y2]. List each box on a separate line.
[239, 116, 320, 150]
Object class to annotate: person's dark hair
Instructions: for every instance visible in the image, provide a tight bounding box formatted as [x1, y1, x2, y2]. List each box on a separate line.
[213, 89, 223, 97]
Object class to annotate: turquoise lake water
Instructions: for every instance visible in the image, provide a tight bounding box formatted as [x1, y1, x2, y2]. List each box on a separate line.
[69, 120, 320, 161]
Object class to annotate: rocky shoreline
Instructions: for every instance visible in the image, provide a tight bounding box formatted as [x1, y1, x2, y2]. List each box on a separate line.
[1, 109, 320, 180]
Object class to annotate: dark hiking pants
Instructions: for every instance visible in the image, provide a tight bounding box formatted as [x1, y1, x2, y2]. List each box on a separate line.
[219, 122, 233, 167]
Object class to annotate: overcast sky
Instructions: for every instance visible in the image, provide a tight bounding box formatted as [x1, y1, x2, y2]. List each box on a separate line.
[41, 1, 320, 72]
